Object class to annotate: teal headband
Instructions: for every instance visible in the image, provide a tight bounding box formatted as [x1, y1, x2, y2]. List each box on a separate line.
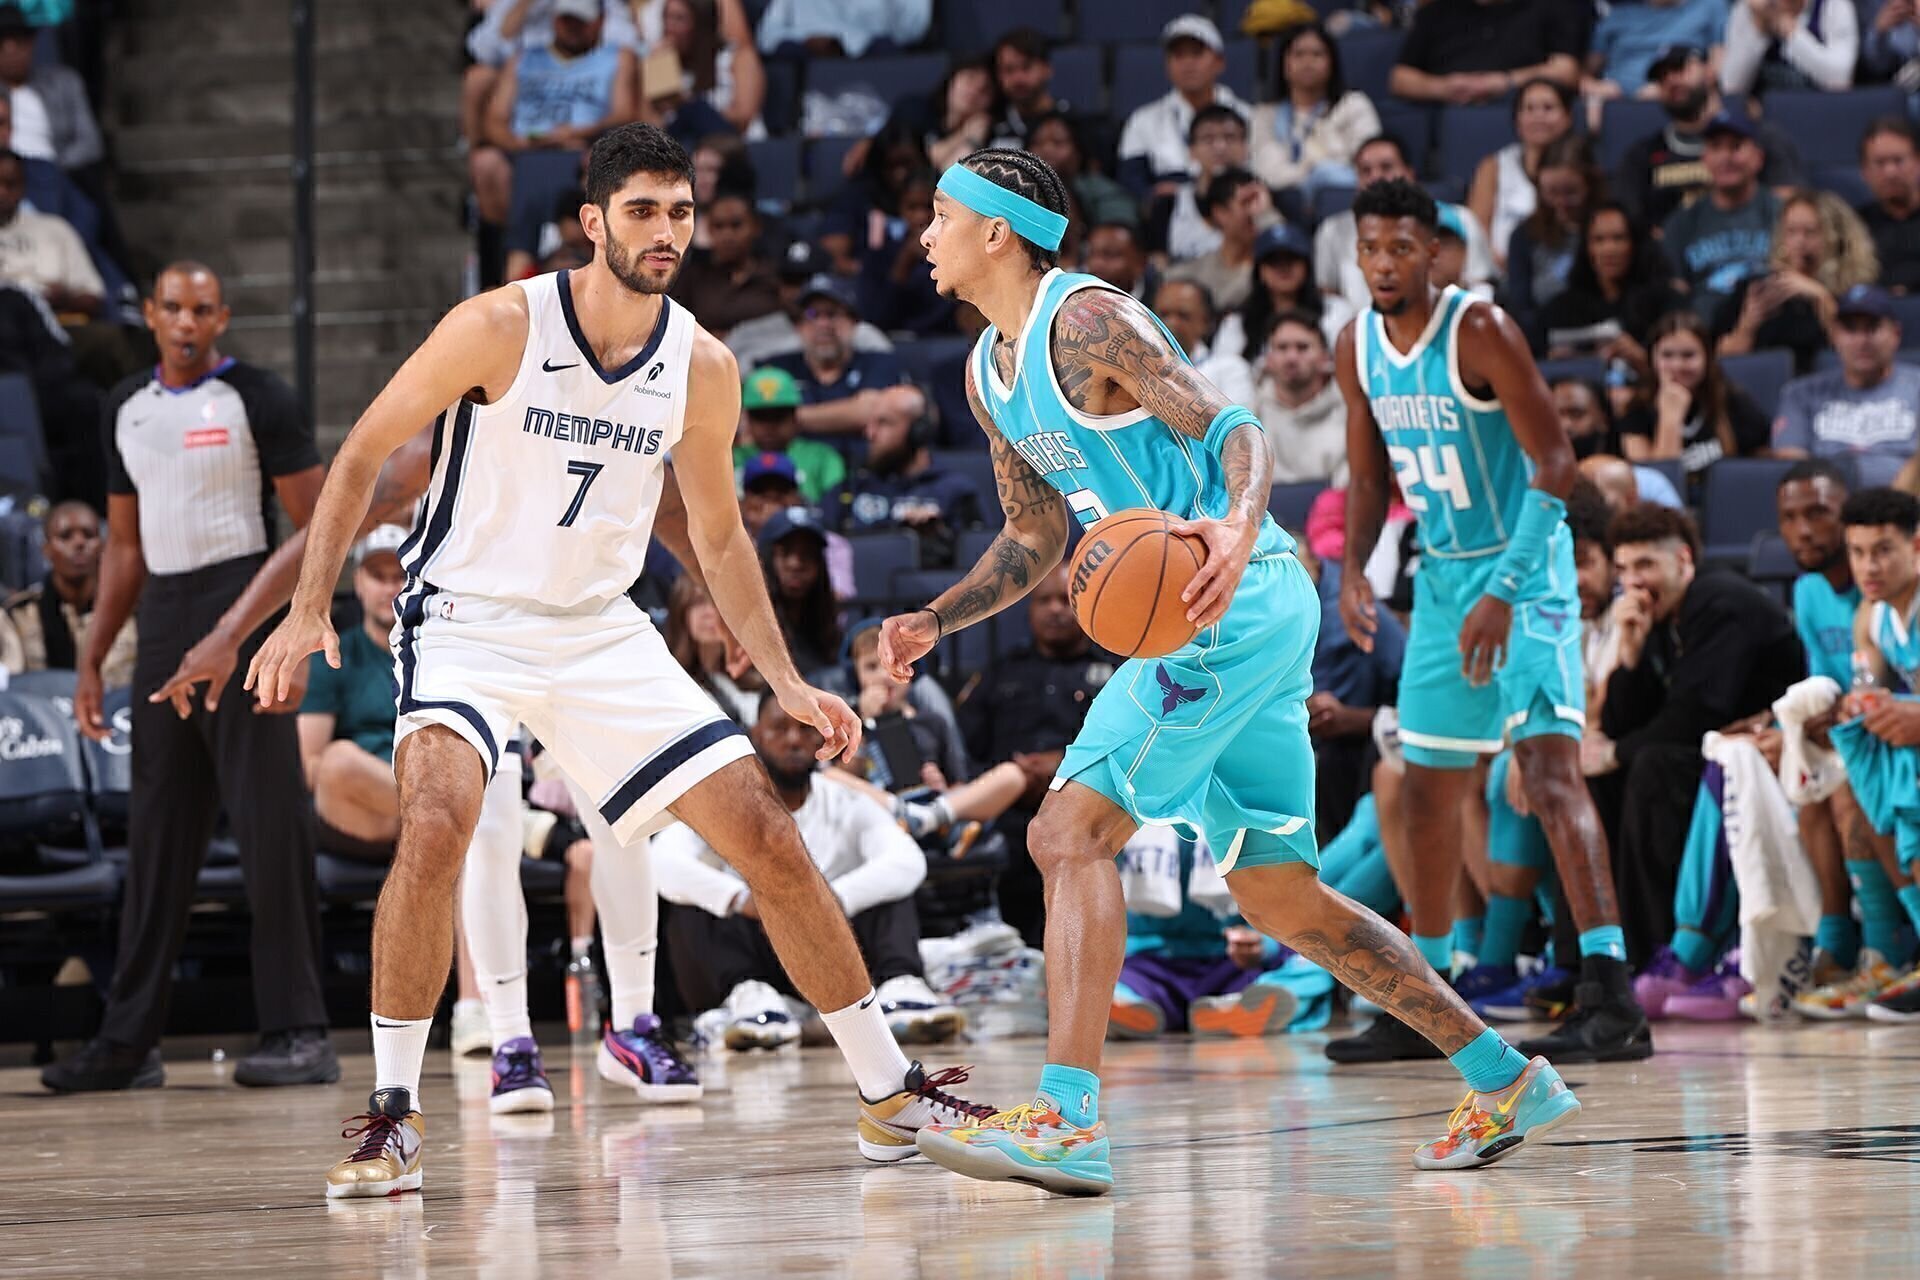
[937, 163, 1067, 252]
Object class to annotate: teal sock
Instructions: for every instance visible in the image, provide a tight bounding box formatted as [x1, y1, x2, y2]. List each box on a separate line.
[1037, 1063, 1100, 1128]
[1850, 859, 1905, 958]
[1412, 933, 1453, 976]
[1578, 925, 1627, 962]
[1898, 885, 1920, 936]
[1669, 926, 1717, 974]
[1815, 914, 1860, 968]
[1452, 916, 1484, 964]
[1480, 894, 1533, 968]
[1448, 1027, 1528, 1094]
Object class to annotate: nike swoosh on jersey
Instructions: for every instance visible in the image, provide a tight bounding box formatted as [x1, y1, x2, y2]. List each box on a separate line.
[542, 358, 580, 373]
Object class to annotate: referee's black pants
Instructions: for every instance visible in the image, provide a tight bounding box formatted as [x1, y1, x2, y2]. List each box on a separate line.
[99, 554, 329, 1049]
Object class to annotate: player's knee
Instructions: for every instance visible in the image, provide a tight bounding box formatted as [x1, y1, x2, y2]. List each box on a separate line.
[1026, 810, 1105, 880]
[393, 805, 473, 879]
[1516, 739, 1582, 809]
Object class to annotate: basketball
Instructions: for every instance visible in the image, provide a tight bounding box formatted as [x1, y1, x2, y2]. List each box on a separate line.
[1068, 509, 1207, 659]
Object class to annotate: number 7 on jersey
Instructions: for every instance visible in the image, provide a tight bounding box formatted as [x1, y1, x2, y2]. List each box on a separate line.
[558, 460, 605, 527]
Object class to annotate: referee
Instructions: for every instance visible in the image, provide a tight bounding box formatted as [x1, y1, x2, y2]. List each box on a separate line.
[42, 262, 338, 1092]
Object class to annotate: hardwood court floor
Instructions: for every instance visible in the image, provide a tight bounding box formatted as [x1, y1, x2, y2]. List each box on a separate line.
[5, 1021, 1920, 1278]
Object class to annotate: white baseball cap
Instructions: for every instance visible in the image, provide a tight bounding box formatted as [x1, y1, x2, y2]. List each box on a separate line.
[353, 524, 410, 567]
[1162, 14, 1224, 54]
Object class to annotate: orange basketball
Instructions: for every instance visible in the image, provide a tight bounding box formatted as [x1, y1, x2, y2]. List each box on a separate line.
[1068, 509, 1207, 659]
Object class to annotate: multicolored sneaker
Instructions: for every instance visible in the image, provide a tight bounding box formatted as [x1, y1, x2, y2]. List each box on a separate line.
[598, 1014, 703, 1103]
[1664, 964, 1752, 1022]
[1191, 982, 1299, 1037]
[1107, 984, 1165, 1039]
[1471, 966, 1572, 1024]
[1865, 963, 1920, 1023]
[916, 1095, 1114, 1196]
[1412, 1056, 1581, 1171]
[1794, 948, 1897, 1020]
[325, 1088, 424, 1199]
[857, 1061, 998, 1163]
[1633, 946, 1704, 1021]
[489, 1037, 554, 1115]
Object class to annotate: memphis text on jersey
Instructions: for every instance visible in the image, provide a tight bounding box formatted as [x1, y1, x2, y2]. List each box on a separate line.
[520, 406, 666, 455]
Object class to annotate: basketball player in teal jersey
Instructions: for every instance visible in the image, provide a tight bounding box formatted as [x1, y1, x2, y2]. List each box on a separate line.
[1335, 178, 1651, 1063]
[879, 150, 1581, 1197]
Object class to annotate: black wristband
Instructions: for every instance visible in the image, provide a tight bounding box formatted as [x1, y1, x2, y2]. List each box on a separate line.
[918, 605, 943, 639]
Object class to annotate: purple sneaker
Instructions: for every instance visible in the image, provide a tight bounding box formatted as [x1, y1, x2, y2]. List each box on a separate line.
[1453, 963, 1519, 1003]
[490, 1036, 554, 1114]
[1633, 946, 1703, 1021]
[598, 1014, 703, 1104]
[1665, 963, 1752, 1022]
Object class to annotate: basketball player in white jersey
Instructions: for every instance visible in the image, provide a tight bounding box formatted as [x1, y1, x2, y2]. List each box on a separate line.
[241, 124, 995, 1199]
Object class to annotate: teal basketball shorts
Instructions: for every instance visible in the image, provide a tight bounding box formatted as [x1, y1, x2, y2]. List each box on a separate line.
[1399, 531, 1585, 770]
[1053, 552, 1320, 875]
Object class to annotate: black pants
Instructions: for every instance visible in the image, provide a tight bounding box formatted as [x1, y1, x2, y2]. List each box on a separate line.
[666, 895, 925, 1013]
[99, 555, 328, 1048]
[1612, 743, 1706, 968]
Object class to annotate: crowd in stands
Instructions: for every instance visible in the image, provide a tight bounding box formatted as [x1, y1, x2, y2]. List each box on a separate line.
[19, 0, 1920, 1068]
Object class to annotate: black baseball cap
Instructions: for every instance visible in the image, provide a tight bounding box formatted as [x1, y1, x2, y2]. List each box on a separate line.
[758, 505, 829, 552]
[1701, 111, 1757, 143]
[796, 273, 859, 314]
[0, 6, 32, 40]
[1648, 44, 1705, 79]
[1837, 284, 1896, 322]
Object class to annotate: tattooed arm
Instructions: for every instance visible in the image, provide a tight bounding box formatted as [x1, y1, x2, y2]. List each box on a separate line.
[1049, 287, 1273, 627]
[877, 356, 1070, 683]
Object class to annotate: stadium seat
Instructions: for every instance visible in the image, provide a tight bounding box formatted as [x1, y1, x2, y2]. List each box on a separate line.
[1337, 27, 1404, 105]
[1597, 98, 1666, 173]
[762, 58, 802, 137]
[1539, 356, 1605, 388]
[1434, 105, 1514, 185]
[78, 684, 130, 828]
[1721, 348, 1793, 417]
[804, 53, 948, 113]
[315, 852, 388, 904]
[928, 348, 975, 447]
[846, 530, 921, 596]
[1074, 0, 1172, 46]
[746, 137, 801, 209]
[1764, 87, 1907, 169]
[1223, 40, 1258, 102]
[1110, 44, 1169, 120]
[944, 0, 1065, 58]
[1641, 457, 1686, 498]
[804, 137, 861, 204]
[1748, 531, 1797, 586]
[1377, 102, 1433, 176]
[1700, 457, 1796, 563]
[1814, 166, 1871, 210]
[1268, 481, 1325, 533]
[1051, 44, 1106, 116]
[1893, 294, 1920, 347]
[928, 448, 996, 516]
[893, 335, 972, 388]
[0, 372, 46, 494]
[0, 688, 115, 914]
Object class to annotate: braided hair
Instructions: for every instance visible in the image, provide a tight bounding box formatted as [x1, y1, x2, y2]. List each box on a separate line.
[957, 147, 1072, 273]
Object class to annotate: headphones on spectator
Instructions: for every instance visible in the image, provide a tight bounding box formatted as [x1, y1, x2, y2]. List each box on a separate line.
[902, 379, 937, 451]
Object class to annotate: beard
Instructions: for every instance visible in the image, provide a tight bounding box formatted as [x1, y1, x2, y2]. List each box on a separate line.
[1668, 84, 1711, 122]
[603, 227, 681, 295]
[762, 758, 815, 791]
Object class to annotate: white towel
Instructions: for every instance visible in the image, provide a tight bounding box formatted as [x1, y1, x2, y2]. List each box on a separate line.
[1773, 675, 1845, 804]
[1186, 841, 1238, 916]
[1117, 826, 1184, 917]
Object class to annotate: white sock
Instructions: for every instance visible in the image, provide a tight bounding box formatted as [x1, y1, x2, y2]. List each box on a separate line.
[371, 1013, 432, 1108]
[484, 973, 534, 1048]
[820, 989, 912, 1100]
[582, 779, 659, 1030]
[570, 936, 594, 960]
[464, 762, 533, 1050]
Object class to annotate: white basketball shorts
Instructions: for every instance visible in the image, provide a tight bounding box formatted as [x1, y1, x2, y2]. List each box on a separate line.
[390, 585, 753, 842]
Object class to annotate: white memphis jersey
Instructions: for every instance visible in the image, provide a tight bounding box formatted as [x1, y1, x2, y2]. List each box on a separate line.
[398, 269, 694, 611]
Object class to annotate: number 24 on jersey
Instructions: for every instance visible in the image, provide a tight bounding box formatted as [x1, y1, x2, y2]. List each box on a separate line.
[1387, 442, 1474, 513]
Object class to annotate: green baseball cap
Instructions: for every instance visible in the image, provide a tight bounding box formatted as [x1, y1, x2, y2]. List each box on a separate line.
[742, 366, 802, 411]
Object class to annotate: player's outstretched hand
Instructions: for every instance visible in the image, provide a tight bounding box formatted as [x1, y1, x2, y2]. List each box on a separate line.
[779, 683, 864, 763]
[877, 610, 938, 684]
[1168, 515, 1254, 628]
[246, 609, 339, 709]
[1458, 595, 1511, 688]
[1338, 566, 1379, 653]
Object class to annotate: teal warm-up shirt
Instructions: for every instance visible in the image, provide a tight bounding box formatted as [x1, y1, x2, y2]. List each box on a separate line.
[303, 625, 398, 761]
[1793, 572, 1862, 688]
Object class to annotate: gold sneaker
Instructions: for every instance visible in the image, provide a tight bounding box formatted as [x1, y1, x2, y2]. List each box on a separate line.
[1793, 949, 1897, 1021]
[326, 1088, 425, 1199]
[857, 1062, 997, 1162]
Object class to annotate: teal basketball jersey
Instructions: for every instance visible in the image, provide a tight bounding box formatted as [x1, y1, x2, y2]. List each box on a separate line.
[1793, 572, 1863, 688]
[1871, 596, 1920, 690]
[1355, 286, 1534, 560]
[970, 269, 1292, 559]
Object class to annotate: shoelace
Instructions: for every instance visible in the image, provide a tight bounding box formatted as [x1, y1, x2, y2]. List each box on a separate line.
[340, 1113, 403, 1164]
[1442, 1094, 1498, 1141]
[983, 1100, 1058, 1131]
[915, 1065, 997, 1121]
[627, 1027, 696, 1083]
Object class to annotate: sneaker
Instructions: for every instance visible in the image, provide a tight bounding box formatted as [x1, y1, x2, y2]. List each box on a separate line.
[1664, 965, 1752, 1022]
[598, 1014, 703, 1102]
[1865, 963, 1920, 1023]
[1107, 988, 1165, 1039]
[857, 1061, 998, 1163]
[876, 974, 966, 1045]
[1452, 963, 1519, 1004]
[40, 1038, 165, 1092]
[720, 980, 800, 1051]
[450, 999, 489, 1058]
[1794, 949, 1897, 1020]
[1516, 983, 1653, 1062]
[235, 1027, 341, 1087]
[1471, 966, 1571, 1024]
[325, 1088, 425, 1199]
[1633, 946, 1704, 1021]
[489, 1037, 554, 1114]
[1325, 1011, 1445, 1063]
[1808, 948, 1852, 991]
[1411, 1056, 1581, 1170]
[916, 1095, 1113, 1196]
[1191, 982, 1299, 1037]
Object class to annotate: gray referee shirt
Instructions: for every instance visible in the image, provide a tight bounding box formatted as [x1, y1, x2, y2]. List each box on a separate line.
[102, 358, 320, 575]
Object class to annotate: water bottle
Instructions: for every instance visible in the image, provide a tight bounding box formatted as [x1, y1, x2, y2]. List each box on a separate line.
[1850, 649, 1884, 717]
[565, 950, 601, 1035]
